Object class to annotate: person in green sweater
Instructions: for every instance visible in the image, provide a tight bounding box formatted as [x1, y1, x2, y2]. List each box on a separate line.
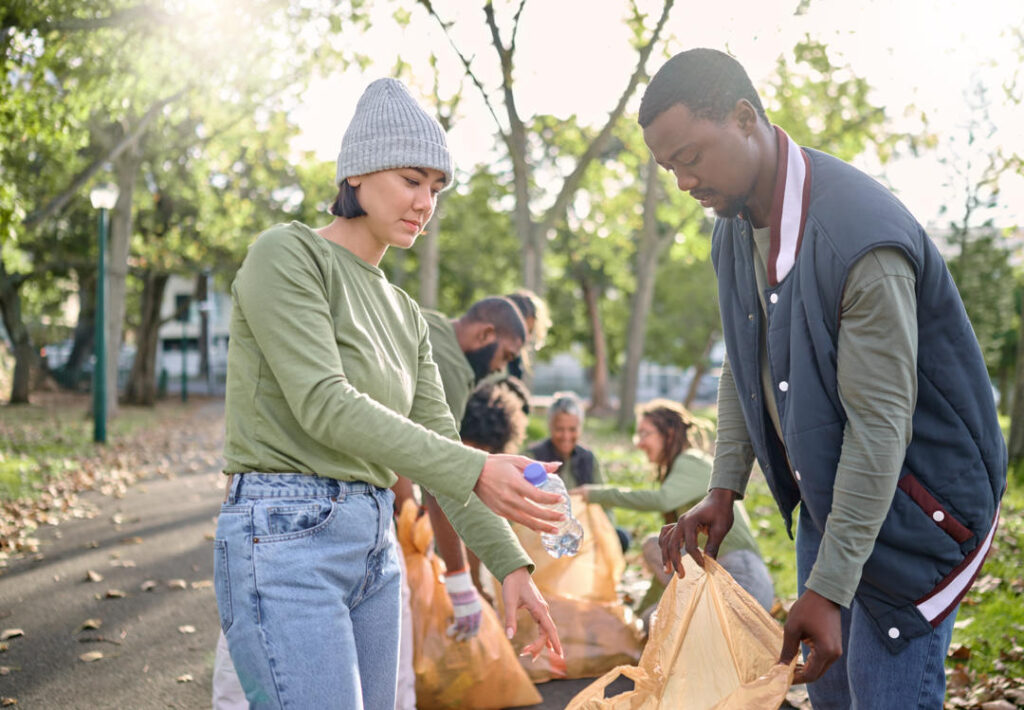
[573, 398, 773, 614]
[213, 78, 563, 710]
[395, 298, 528, 645]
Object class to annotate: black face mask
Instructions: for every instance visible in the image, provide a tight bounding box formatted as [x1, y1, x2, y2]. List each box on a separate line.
[507, 355, 524, 379]
[464, 340, 499, 383]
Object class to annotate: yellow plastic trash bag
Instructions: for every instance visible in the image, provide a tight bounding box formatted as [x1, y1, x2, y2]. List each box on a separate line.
[396, 500, 542, 710]
[567, 555, 796, 710]
[502, 495, 644, 681]
[513, 495, 625, 602]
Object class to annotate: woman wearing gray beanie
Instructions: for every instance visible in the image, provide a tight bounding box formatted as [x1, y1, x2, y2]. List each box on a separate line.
[213, 78, 563, 710]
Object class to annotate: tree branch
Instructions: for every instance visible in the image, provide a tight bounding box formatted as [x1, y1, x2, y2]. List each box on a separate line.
[23, 87, 189, 229]
[509, 0, 528, 53]
[416, 0, 508, 149]
[537, 0, 675, 237]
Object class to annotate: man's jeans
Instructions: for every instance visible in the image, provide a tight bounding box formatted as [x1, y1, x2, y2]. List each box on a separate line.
[214, 473, 401, 710]
[796, 508, 956, 709]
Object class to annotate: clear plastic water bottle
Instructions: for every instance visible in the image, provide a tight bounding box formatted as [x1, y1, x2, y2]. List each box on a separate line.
[523, 462, 584, 558]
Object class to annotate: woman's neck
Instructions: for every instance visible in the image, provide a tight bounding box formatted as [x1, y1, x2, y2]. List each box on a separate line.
[315, 217, 387, 266]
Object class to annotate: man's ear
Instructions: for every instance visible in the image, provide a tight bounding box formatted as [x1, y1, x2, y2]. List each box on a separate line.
[734, 99, 758, 134]
[475, 323, 496, 347]
[347, 175, 364, 188]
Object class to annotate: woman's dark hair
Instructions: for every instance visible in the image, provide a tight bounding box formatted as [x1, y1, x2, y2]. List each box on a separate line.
[460, 377, 529, 454]
[636, 398, 712, 481]
[638, 48, 768, 129]
[329, 180, 367, 218]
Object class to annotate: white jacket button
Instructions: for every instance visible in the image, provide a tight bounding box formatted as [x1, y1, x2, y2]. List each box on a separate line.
[888, 627, 900, 639]
[932, 510, 946, 522]
[769, 293, 779, 304]
[778, 381, 789, 392]
[794, 470, 801, 481]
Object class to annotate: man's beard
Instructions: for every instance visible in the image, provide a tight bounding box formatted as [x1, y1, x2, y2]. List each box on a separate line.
[714, 193, 749, 219]
[464, 341, 499, 383]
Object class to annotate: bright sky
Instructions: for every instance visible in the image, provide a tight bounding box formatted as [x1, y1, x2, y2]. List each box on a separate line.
[291, 0, 1024, 229]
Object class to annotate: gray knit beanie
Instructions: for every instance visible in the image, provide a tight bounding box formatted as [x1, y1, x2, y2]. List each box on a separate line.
[335, 78, 453, 188]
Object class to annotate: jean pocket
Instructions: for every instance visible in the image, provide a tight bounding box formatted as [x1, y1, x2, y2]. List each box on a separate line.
[256, 500, 336, 542]
[213, 539, 233, 632]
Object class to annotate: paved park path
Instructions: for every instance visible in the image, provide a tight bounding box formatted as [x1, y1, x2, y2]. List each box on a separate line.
[0, 398, 633, 709]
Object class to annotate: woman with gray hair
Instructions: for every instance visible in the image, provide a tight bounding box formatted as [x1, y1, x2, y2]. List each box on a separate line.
[528, 392, 630, 551]
[213, 78, 562, 710]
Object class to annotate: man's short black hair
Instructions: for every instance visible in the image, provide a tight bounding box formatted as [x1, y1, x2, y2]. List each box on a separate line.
[463, 297, 527, 343]
[459, 377, 529, 453]
[329, 180, 367, 218]
[638, 48, 768, 128]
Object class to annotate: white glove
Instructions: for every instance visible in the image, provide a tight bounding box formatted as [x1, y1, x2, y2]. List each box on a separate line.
[443, 569, 483, 641]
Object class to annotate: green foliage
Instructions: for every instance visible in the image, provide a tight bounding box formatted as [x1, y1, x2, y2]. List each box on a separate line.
[947, 232, 1017, 375]
[766, 38, 907, 162]
[645, 238, 719, 368]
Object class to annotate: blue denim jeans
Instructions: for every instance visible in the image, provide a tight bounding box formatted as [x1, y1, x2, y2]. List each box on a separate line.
[214, 473, 401, 710]
[796, 508, 956, 709]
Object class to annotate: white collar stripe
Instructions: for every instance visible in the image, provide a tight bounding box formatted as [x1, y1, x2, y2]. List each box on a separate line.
[768, 127, 810, 286]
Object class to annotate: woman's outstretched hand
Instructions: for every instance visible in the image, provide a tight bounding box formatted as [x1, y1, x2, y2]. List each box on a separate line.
[474, 454, 564, 534]
[501, 567, 564, 660]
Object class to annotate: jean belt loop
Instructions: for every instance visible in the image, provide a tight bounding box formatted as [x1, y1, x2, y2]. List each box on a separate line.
[227, 473, 245, 504]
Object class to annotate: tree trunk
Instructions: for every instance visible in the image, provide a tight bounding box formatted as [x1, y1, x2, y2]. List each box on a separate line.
[124, 271, 169, 406]
[1006, 320, 1024, 476]
[61, 270, 96, 389]
[0, 263, 32, 404]
[106, 146, 142, 414]
[196, 272, 210, 385]
[581, 277, 611, 414]
[418, 196, 444, 310]
[682, 333, 717, 411]
[618, 157, 669, 428]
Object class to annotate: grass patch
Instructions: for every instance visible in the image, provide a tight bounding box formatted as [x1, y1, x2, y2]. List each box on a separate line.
[0, 393, 161, 502]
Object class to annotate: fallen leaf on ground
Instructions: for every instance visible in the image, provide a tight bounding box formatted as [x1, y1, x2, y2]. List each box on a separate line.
[109, 559, 135, 568]
[76, 619, 102, 632]
[178, 625, 196, 634]
[0, 631, 22, 642]
[167, 579, 187, 590]
[980, 701, 1016, 710]
[176, 673, 193, 683]
[190, 580, 212, 590]
[0, 667, 12, 675]
[0, 643, 7, 652]
[78, 651, 103, 663]
[140, 580, 156, 591]
[84, 570, 103, 583]
[0, 697, 16, 706]
[948, 644, 972, 660]
[120, 536, 143, 545]
[948, 665, 972, 689]
[104, 589, 126, 599]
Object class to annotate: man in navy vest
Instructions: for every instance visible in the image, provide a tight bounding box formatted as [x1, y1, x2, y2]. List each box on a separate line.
[641, 48, 1006, 707]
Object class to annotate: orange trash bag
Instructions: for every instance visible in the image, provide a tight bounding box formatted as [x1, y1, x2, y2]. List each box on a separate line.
[396, 500, 541, 710]
[502, 496, 644, 681]
[567, 555, 796, 710]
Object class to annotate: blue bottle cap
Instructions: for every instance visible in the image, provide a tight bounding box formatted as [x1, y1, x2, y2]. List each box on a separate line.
[523, 462, 548, 486]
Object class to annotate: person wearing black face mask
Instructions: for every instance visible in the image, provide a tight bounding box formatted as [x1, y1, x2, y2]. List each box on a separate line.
[392, 296, 530, 641]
